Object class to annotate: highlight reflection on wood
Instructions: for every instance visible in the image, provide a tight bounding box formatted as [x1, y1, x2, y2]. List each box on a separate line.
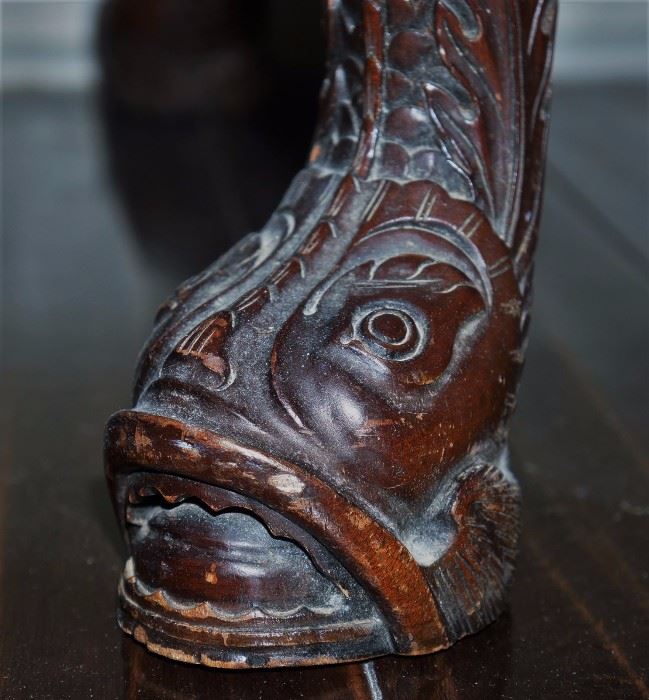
[105, 0, 557, 668]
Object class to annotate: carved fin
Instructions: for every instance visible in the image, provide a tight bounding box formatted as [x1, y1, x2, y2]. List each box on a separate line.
[427, 463, 520, 640]
[429, 0, 525, 243]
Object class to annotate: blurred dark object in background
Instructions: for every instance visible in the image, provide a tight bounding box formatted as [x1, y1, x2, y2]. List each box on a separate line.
[98, 0, 267, 114]
[97, 0, 325, 277]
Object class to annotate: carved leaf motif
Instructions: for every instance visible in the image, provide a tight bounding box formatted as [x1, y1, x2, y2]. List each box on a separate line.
[512, 0, 558, 288]
[428, 0, 524, 243]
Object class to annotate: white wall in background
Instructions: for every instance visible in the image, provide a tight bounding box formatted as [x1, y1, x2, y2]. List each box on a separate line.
[0, 0, 647, 90]
[1, 1, 99, 89]
[555, 0, 648, 80]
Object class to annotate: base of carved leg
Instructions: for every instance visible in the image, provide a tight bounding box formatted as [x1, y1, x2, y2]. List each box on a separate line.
[117, 581, 392, 669]
[104, 0, 554, 669]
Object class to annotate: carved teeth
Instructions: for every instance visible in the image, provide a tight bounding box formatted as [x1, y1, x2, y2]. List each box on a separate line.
[127, 576, 344, 622]
[124, 480, 351, 623]
[123, 557, 135, 581]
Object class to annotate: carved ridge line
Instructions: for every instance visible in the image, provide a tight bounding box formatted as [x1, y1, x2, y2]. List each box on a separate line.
[124, 572, 343, 622]
[361, 179, 389, 222]
[416, 188, 440, 221]
[351, 0, 385, 177]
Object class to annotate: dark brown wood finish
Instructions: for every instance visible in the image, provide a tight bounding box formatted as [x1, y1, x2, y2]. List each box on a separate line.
[103, 0, 558, 668]
[1, 11, 648, 700]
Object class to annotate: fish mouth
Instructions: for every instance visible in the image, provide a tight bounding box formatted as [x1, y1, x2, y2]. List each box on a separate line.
[116, 476, 387, 668]
[104, 410, 449, 668]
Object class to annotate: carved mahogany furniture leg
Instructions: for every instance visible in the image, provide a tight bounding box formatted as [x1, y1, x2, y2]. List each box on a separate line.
[105, 0, 557, 668]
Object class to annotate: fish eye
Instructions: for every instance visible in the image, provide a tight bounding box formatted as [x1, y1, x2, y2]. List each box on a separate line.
[341, 301, 428, 362]
[365, 309, 413, 347]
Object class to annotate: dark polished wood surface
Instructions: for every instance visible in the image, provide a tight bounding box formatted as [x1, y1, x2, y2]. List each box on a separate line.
[1, 79, 647, 697]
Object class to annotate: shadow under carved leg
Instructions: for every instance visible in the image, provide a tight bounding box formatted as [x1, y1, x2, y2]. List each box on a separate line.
[105, 0, 557, 668]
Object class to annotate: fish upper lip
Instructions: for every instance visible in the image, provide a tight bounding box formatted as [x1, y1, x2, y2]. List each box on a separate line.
[105, 407, 300, 482]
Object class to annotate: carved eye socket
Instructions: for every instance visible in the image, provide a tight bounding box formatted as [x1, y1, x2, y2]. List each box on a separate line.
[341, 301, 428, 362]
[364, 310, 413, 347]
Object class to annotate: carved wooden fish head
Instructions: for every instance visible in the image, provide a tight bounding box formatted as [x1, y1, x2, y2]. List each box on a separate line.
[105, 183, 524, 665]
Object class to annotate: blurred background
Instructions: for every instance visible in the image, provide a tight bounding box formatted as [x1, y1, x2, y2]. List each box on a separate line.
[1, 2, 648, 698]
[3, 1, 648, 86]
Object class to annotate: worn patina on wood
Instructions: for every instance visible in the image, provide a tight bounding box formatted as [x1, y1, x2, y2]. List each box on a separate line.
[105, 0, 557, 668]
